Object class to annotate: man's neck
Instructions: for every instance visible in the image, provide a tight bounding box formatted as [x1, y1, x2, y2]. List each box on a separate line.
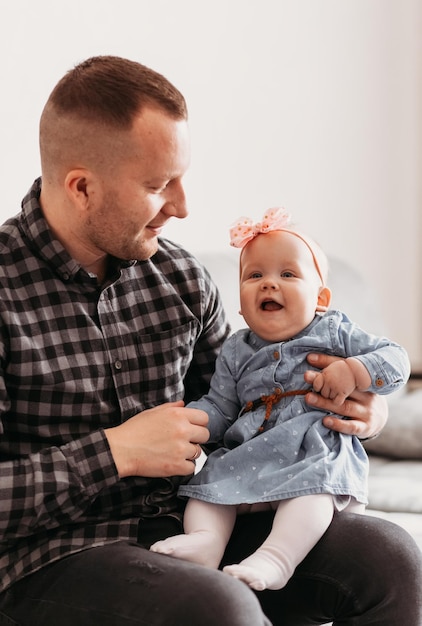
[39, 186, 108, 283]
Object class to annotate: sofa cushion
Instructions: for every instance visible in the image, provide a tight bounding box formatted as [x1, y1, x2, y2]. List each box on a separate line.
[367, 455, 422, 513]
[364, 389, 422, 459]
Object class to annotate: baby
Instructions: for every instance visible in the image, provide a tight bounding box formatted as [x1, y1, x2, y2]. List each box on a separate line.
[151, 208, 410, 591]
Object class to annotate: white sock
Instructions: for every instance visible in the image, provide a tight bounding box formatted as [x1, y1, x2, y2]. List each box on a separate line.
[151, 529, 227, 568]
[224, 494, 335, 591]
[223, 545, 294, 591]
[150, 500, 236, 569]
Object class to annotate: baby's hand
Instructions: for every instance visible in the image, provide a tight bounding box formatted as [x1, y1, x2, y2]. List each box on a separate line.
[310, 360, 358, 406]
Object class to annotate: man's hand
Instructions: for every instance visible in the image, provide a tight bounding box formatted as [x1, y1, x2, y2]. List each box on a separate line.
[104, 401, 209, 479]
[305, 353, 388, 439]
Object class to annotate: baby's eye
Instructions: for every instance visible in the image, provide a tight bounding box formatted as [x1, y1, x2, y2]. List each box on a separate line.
[250, 272, 262, 279]
[281, 271, 295, 278]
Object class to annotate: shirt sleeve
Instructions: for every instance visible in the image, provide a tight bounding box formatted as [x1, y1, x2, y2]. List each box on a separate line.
[0, 429, 119, 541]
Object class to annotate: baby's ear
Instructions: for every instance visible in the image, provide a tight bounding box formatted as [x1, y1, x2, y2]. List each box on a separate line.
[316, 286, 332, 313]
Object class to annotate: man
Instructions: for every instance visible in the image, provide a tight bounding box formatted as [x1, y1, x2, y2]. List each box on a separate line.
[0, 55, 420, 625]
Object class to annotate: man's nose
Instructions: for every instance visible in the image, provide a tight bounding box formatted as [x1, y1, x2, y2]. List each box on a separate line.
[163, 180, 188, 219]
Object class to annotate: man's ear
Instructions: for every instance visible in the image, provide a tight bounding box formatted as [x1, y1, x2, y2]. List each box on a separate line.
[64, 169, 96, 211]
[316, 286, 332, 313]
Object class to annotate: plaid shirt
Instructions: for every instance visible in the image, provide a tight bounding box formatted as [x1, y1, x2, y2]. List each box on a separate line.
[0, 178, 229, 593]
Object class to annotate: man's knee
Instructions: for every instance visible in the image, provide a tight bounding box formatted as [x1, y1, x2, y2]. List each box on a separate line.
[176, 563, 270, 626]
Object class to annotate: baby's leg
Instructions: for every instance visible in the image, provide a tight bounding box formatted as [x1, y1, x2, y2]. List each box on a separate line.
[150, 499, 236, 569]
[223, 494, 335, 591]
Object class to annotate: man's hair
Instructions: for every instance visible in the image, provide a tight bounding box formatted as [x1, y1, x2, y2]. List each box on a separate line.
[39, 56, 188, 181]
[43, 55, 187, 128]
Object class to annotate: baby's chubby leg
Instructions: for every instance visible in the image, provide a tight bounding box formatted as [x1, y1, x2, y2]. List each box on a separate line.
[150, 499, 236, 569]
[224, 494, 335, 591]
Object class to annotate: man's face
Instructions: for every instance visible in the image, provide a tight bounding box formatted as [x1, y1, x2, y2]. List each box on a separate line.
[84, 107, 190, 262]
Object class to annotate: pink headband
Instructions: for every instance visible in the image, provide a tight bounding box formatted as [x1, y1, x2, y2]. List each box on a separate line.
[229, 208, 326, 286]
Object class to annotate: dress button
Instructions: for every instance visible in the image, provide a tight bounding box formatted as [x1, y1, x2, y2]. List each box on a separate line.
[375, 378, 384, 387]
[273, 351, 280, 360]
[114, 360, 122, 370]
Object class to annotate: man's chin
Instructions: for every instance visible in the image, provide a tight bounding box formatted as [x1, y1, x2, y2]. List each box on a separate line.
[136, 238, 159, 261]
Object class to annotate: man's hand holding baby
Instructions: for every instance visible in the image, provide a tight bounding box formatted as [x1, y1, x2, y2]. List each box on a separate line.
[304, 353, 387, 440]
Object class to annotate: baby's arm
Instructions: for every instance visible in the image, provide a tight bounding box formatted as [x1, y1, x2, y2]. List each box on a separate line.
[311, 358, 371, 406]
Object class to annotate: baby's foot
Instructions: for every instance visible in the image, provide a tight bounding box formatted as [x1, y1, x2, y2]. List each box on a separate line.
[150, 531, 221, 568]
[223, 551, 291, 591]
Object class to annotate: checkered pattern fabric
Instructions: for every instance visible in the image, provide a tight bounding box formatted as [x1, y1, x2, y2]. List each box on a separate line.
[0, 178, 229, 593]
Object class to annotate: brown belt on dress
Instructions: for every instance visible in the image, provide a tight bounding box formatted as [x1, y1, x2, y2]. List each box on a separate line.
[240, 387, 310, 433]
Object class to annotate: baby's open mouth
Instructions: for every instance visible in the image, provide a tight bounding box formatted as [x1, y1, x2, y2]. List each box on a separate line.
[261, 300, 283, 311]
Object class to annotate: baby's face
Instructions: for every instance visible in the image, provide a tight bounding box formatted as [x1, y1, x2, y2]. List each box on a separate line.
[239, 230, 325, 342]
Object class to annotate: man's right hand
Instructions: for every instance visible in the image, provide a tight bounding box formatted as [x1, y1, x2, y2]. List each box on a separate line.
[104, 401, 209, 478]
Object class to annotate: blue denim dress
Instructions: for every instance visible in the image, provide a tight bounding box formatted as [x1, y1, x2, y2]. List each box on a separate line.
[180, 310, 410, 506]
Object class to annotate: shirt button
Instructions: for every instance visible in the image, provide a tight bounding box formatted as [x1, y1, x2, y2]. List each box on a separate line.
[273, 351, 280, 360]
[114, 360, 122, 370]
[375, 378, 384, 387]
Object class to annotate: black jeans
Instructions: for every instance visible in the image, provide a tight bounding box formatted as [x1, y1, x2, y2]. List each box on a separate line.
[0, 512, 421, 625]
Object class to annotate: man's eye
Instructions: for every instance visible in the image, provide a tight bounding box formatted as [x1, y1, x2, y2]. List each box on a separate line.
[150, 182, 169, 193]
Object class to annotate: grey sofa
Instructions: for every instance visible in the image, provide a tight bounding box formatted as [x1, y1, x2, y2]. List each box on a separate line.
[196, 250, 422, 551]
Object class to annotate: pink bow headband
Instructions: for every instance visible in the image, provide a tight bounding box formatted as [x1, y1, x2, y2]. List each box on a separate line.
[229, 208, 292, 248]
[229, 208, 326, 286]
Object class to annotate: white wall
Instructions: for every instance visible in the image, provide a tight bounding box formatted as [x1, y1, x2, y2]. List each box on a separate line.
[1, 0, 421, 367]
